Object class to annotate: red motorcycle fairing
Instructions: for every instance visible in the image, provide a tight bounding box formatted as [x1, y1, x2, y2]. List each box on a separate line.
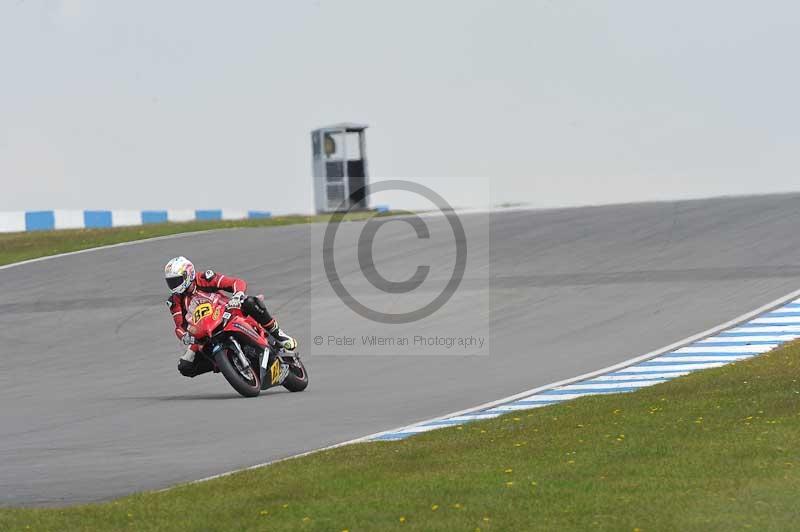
[185, 291, 268, 349]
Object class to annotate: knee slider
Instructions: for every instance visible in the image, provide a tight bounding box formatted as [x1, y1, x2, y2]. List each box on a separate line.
[178, 358, 200, 377]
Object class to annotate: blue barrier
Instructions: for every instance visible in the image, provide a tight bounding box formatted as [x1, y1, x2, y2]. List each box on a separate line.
[3, 209, 276, 233]
[141, 210, 168, 224]
[195, 209, 222, 221]
[83, 210, 113, 229]
[25, 211, 55, 231]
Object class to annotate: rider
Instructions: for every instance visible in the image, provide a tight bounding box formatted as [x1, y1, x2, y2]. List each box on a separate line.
[164, 256, 297, 377]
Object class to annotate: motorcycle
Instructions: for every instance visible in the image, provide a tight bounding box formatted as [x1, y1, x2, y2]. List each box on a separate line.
[185, 291, 308, 397]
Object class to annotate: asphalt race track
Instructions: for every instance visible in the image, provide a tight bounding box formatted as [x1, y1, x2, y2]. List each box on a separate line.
[4, 194, 800, 505]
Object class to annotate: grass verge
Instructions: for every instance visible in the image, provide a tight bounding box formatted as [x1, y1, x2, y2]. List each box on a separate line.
[0, 211, 400, 267]
[2, 341, 800, 530]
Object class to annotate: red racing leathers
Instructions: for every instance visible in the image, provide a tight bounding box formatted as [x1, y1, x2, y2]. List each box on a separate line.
[166, 269, 248, 346]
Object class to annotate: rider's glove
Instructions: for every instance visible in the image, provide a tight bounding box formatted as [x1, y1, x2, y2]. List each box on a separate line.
[227, 291, 246, 310]
[181, 331, 196, 345]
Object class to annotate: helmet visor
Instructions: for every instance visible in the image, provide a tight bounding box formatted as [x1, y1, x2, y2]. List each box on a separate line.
[166, 275, 184, 291]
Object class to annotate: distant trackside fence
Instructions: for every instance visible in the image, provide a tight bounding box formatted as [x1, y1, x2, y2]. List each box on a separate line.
[0, 209, 272, 233]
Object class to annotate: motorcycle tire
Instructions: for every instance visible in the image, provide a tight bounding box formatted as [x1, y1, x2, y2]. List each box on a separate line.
[282, 359, 309, 392]
[216, 348, 261, 397]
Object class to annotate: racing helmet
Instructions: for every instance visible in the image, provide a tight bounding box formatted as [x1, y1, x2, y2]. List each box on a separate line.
[164, 256, 196, 295]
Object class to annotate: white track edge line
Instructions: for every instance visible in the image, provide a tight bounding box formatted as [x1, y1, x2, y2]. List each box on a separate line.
[168, 285, 800, 491]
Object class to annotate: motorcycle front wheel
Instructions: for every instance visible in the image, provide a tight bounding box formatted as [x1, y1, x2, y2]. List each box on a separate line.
[216, 348, 261, 397]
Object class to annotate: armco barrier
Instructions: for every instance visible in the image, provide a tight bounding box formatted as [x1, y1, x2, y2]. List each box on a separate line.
[0, 209, 272, 233]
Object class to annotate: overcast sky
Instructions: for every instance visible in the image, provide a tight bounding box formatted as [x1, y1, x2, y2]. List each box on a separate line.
[1, 0, 798, 214]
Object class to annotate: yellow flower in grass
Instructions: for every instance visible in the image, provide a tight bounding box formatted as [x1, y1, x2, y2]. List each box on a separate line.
[505, 468, 513, 473]
[399, 516, 407, 523]
[431, 504, 439, 511]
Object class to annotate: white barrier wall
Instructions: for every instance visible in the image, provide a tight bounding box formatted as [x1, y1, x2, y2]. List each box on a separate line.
[0, 212, 26, 233]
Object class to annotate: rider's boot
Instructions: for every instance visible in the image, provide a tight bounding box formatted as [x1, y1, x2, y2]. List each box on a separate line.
[242, 296, 297, 350]
[266, 320, 297, 351]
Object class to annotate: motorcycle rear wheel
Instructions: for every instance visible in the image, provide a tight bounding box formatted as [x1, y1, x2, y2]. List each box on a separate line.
[283, 359, 309, 392]
[216, 348, 261, 397]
